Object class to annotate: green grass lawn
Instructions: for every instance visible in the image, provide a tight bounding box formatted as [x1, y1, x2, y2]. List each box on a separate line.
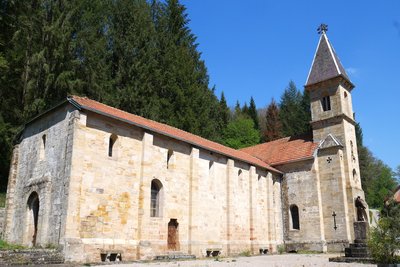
[0, 192, 6, 207]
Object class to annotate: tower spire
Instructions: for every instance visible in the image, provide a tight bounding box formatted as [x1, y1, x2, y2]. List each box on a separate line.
[305, 25, 353, 87]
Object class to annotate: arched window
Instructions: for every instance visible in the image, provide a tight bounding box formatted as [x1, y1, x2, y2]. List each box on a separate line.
[151, 179, 163, 217]
[39, 135, 46, 160]
[290, 204, 300, 230]
[108, 134, 117, 157]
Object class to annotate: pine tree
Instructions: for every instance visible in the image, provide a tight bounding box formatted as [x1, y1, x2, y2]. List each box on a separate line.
[152, 0, 220, 139]
[233, 101, 242, 120]
[219, 92, 230, 129]
[279, 81, 310, 137]
[110, 0, 160, 118]
[248, 97, 259, 130]
[264, 98, 282, 142]
[242, 102, 249, 117]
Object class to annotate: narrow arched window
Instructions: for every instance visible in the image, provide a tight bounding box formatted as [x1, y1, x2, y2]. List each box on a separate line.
[151, 179, 163, 217]
[39, 135, 46, 160]
[209, 160, 214, 170]
[238, 170, 243, 182]
[167, 149, 173, 169]
[353, 169, 358, 182]
[290, 204, 300, 230]
[321, 96, 331, 111]
[350, 141, 355, 161]
[108, 134, 117, 157]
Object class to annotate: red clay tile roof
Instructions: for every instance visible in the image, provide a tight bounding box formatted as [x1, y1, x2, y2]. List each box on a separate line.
[68, 96, 282, 174]
[240, 135, 318, 166]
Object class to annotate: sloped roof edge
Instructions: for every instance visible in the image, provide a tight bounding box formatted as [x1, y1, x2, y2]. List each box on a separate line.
[68, 96, 282, 175]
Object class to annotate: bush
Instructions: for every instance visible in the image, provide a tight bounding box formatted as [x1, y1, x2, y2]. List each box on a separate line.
[277, 244, 285, 254]
[238, 250, 251, 257]
[0, 240, 25, 250]
[368, 201, 400, 264]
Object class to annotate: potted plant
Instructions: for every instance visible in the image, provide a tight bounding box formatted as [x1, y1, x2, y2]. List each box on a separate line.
[368, 200, 400, 267]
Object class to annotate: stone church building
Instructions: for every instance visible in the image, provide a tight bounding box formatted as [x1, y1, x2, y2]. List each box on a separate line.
[3, 30, 366, 263]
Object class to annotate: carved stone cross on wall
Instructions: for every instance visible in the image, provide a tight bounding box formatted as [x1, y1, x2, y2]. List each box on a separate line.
[327, 157, 332, 163]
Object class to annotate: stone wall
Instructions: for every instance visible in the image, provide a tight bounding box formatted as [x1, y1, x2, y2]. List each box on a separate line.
[62, 110, 283, 263]
[3, 103, 78, 248]
[279, 159, 325, 251]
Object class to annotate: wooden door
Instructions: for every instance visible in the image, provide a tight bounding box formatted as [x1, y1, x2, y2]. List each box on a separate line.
[167, 219, 179, 250]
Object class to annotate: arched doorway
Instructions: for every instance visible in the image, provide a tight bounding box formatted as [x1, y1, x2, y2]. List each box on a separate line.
[167, 219, 179, 251]
[27, 192, 40, 246]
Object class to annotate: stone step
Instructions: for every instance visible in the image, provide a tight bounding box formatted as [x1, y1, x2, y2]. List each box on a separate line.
[349, 243, 368, 248]
[154, 253, 196, 260]
[345, 247, 369, 258]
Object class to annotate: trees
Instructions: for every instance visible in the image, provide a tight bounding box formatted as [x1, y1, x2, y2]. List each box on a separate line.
[263, 98, 282, 142]
[247, 97, 259, 130]
[395, 165, 400, 184]
[0, 0, 225, 191]
[365, 160, 397, 209]
[279, 81, 311, 137]
[356, 122, 397, 209]
[222, 115, 260, 149]
[368, 201, 400, 264]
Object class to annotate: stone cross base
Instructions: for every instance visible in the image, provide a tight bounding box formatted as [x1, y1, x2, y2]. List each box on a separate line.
[344, 221, 370, 258]
[353, 221, 369, 243]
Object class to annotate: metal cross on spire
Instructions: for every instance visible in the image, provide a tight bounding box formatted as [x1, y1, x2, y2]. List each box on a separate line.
[317, 23, 328, 34]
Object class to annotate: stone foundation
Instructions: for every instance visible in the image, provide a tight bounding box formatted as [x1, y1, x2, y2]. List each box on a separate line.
[0, 249, 64, 265]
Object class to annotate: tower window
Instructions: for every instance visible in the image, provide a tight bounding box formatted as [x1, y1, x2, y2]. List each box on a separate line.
[108, 134, 117, 157]
[290, 204, 300, 230]
[321, 96, 331, 111]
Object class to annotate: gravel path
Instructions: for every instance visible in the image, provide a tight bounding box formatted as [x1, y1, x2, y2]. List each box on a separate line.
[93, 254, 376, 267]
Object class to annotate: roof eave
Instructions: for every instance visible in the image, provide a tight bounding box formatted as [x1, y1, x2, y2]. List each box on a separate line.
[271, 155, 315, 167]
[75, 101, 282, 175]
[305, 74, 354, 90]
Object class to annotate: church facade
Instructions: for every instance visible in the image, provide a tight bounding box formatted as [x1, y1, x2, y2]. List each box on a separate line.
[3, 30, 367, 263]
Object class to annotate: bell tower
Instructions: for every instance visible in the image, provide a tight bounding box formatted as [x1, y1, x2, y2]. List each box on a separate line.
[305, 24, 366, 246]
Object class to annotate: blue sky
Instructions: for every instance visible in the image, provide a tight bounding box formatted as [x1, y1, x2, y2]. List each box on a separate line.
[181, 0, 400, 171]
